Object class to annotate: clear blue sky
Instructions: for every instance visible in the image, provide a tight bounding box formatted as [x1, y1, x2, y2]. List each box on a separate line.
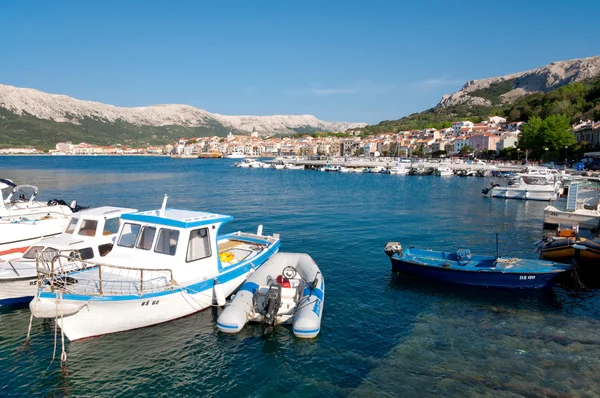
[1, 0, 598, 124]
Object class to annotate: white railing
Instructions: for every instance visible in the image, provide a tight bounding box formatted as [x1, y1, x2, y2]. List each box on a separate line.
[36, 251, 175, 297]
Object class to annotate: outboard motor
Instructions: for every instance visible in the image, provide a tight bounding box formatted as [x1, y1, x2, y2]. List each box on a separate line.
[262, 284, 282, 326]
[384, 242, 403, 258]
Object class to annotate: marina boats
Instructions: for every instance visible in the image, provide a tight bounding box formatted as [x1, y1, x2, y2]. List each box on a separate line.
[217, 252, 324, 338]
[0, 206, 136, 306]
[408, 164, 434, 176]
[384, 242, 572, 288]
[536, 225, 600, 283]
[0, 179, 78, 259]
[283, 162, 304, 170]
[28, 195, 281, 341]
[482, 175, 561, 201]
[543, 184, 600, 230]
[435, 162, 453, 176]
[320, 165, 340, 172]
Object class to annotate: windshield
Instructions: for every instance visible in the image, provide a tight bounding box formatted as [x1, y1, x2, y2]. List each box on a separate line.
[65, 218, 79, 234]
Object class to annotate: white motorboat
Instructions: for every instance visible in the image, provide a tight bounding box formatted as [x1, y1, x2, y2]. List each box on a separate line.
[224, 151, 245, 159]
[29, 195, 281, 341]
[388, 162, 408, 175]
[0, 179, 77, 259]
[217, 252, 324, 338]
[284, 163, 304, 170]
[0, 206, 136, 306]
[543, 184, 600, 230]
[234, 158, 264, 168]
[482, 175, 561, 201]
[320, 165, 340, 172]
[435, 162, 453, 176]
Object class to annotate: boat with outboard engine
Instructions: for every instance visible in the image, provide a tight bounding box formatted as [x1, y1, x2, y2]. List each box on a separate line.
[0, 179, 80, 259]
[384, 242, 572, 288]
[28, 195, 280, 341]
[0, 206, 136, 306]
[217, 252, 324, 338]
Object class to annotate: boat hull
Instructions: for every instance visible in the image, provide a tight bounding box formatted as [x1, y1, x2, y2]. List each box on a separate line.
[489, 187, 556, 201]
[390, 258, 566, 288]
[0, 276, 37, 305]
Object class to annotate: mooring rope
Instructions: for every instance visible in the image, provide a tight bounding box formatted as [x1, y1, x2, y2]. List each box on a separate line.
[24, 312, 34, 345]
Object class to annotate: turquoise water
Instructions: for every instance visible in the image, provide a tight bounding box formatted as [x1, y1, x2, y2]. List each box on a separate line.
[1, 156, 599, 397]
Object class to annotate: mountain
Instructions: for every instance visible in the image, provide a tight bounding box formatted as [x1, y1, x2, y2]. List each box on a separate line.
[362, 56, 600, 134]
[0, 84, 366, 149]
[438, 56, 600, 108]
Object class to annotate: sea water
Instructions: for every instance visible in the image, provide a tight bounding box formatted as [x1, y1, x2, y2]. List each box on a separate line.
[1, 156, 599, 397]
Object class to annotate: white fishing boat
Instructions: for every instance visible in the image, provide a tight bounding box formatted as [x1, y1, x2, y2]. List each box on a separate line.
[0, 179, 77, 259]
[217, 252, 324, 338]
[29, 195, 281, 341]
[234, 158, 263, 168]
[0, 206, 136, 306]
[389, 163, 408, 175]
[482, 175, 561, 201]
[435, 162, 453, 176]
[284, 163, 304, 170]
[543, 184, 600, 230]
[224, 151, 245, 159]
[320, 165, 340, 172]
[270, 160, 286, 170]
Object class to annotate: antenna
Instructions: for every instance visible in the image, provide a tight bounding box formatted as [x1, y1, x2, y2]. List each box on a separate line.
[496, 233, 499, 258]
[160, 194, 168, 217]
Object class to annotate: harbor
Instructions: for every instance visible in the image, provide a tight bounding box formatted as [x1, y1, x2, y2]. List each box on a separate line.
[1, 156, 600, 396]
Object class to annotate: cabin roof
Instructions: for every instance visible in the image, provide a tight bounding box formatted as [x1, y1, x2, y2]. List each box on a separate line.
[121, 208, 233, 229]
[75, 206, 138, 218]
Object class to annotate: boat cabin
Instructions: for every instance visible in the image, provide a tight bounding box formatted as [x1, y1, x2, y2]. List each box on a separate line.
[22, 206, 136, 262]
[104, 202, 237, 283]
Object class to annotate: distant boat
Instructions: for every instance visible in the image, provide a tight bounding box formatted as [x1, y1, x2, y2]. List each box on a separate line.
[224, 151, 245, 159]
[435, 162, 453, 176]
[384, 242, 572, 289]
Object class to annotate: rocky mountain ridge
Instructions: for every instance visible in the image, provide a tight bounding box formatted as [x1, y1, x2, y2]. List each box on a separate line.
[438, 56, 600, 108]
[0, 84, 365, 135]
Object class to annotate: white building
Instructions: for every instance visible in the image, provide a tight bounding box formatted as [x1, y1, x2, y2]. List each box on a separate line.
[452, 121, 474, 134]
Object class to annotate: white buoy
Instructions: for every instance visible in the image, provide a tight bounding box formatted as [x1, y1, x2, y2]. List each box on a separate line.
[213, 280, 226, 306]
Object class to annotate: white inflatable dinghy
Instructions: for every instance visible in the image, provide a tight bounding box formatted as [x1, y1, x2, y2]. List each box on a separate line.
[217, 252, 324, 338]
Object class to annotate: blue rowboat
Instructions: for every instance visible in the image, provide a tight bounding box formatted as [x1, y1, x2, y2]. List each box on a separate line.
[384, 242, 572, 289]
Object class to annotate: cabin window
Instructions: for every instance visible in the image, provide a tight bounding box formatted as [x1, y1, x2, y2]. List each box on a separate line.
[40, 247, 59, 262]
[23, 246, 44, 259]
[78, 247, 94, 260]
[65, 218, 79, 234]
[98, 243, 113, 257]
[136, 226, 156, 250]
[103, 217, 120, 235]
[118, 223, 141, 248]
[186, 228, 211, 262]
[78, 219, 98, 237]
[155, 228, 179, 256]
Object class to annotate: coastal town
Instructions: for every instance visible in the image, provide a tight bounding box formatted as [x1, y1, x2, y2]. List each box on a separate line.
[2, 116, 599, 159]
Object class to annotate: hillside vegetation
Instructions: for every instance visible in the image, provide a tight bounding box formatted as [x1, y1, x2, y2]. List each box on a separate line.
[362, 75, 600, 135]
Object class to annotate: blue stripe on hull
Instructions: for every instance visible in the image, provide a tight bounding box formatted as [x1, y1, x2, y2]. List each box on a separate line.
[391, 259, 564, 289]
[0, 296, 32, 306]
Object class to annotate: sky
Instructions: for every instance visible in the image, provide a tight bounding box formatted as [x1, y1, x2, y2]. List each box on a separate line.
[1, 0, 599, 124]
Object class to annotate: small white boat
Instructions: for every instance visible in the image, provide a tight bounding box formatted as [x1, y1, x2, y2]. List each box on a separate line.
[389, 162, 408, 175]
[0, 179, 77, 259]
[29, 195, 280, 341]
[284, 163, 304, 170]
[320, 165, 340, 172]
[483, 175, 561, 201]
[217, 252, 324, 338]
[0, 206, 136, 306]
[543, 184, 600, 230]
[224, 151, 245, 159]
[435, 162, 453, 176]
[234, 158, 264, 168]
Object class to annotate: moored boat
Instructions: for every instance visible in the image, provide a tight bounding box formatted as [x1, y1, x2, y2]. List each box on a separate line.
[482, 175, 561, 201]
[0, 206, 136, 306]
[28, 195, 281, 341]
[0, 179, 79, 259]
[384, 242, 572, 289]
[217, 252, 324, 338]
